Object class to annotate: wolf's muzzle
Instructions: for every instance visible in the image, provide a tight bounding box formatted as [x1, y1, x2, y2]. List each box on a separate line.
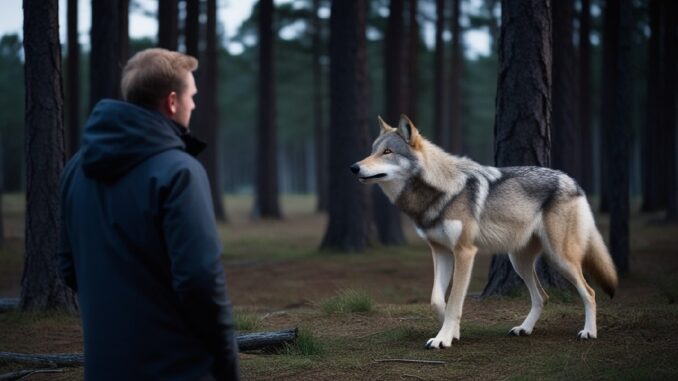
[350, 163, 360, 174]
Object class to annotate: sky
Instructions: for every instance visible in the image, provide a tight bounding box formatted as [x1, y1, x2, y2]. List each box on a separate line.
[0, 0, 490, 58]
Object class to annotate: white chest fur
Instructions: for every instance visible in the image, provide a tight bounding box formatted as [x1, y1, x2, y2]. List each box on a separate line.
[415, 219, 463, 251]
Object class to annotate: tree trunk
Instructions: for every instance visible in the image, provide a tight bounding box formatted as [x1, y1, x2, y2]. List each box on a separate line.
[321, 0, 374, 252]
[449, 0, 463, 154]
[662, 0, 677, 221]
[406, 0, 419, 121]
[158, 0, 178, 51]
[374, 0, 406, 246]
[199, 0, 227, 222]
[642, 0, 662, 212]
[0, 135, 4, 250]
[482, 0, 568, 297]
[66, 0, 80, 157]
[90, 0, 129, 110]
[184, 0, 199, 58]
[599, 0, 618, 213]
[433, 0, 445, 147]
[551, 0, 581, 183]
[606, 0, 631, 275]
[312, 0, 328, 212]
[21, 0, 78, 312]
[578, 0, 593, 193]
[255, 0, 282, 219]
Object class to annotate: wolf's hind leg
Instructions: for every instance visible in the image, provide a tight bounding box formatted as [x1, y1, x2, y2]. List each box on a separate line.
[508, 237, 546, 336]
[429, 243, 453, 324]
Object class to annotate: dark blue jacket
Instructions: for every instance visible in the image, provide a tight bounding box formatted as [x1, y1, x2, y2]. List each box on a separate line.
[58, 99, 240, 381]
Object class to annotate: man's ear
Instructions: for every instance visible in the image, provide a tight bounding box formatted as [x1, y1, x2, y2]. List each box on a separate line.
[397, 114, 420, 146]
[378, 115, 396, 135]
[164, 91, 178, 116]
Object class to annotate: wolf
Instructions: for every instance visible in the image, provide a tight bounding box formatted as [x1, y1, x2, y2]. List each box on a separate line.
[350, 114, 618, 349]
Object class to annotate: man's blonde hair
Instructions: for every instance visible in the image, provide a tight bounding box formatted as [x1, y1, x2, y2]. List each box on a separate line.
[121, 48, 198, 110]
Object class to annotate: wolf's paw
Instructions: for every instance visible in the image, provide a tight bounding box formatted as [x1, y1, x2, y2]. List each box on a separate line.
[424, 337, 453, 349]
[577, 330, 597, 341]
[508, 326, 532, 337]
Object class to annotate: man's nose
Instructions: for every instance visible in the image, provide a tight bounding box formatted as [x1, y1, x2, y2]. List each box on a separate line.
[350, 163, 360, 174]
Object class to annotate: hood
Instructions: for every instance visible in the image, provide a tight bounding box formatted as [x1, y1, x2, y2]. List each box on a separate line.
[81, 99, 201, 181]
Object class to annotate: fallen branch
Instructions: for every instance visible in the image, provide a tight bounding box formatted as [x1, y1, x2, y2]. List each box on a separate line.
[0, 368, 64, 381]
[0, 299, 19, 313]
[0, 328, 298, 367]
[374, 358, 446, 366]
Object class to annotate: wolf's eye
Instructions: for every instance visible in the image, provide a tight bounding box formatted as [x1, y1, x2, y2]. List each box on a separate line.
[383, 148, 392, 155]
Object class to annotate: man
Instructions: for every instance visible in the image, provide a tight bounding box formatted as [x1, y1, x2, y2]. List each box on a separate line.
[58, 48, 240, 380]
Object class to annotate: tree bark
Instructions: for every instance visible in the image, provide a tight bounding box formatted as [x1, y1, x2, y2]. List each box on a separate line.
[578, 0, 593, 192]
[551, 0, 581, 183]
[374, 0, 406, 246]
[21, 0, 78, 313]
[449, 0, 463, 154]
[483, 0, 568, 297]
[90, 0, 129, 110]
[66, 0, 80, 157]
[312, 0, 328, 212]
[255, 0, 282, 219]
[433, 0, 445, 147]
[158, 0, 178, 51]
[321, 0, 374, 252]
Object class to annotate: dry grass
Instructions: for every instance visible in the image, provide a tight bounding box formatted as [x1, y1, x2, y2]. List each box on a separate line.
[2, 194, 678, 380]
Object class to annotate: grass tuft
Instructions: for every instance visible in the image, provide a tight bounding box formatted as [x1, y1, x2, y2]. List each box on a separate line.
[233, 311, 260, 331]
[320, 289, 374, 314]
[279, 328, 324, 356]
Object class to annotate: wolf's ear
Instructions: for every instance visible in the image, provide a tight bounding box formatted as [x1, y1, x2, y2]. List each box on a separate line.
[397, 114, 420, 146]
[378, 115, 395, 135]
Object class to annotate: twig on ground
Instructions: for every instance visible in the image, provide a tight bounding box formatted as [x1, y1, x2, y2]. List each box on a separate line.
[0, 368, 64, 381]
[401, 374, 426, 380]
[374, 358, 446, 366]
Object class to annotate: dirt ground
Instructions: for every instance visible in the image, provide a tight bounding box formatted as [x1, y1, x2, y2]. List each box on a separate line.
[1, 194, 678, 380]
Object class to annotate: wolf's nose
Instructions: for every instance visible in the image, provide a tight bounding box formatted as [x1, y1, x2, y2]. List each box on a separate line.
[350, 164, 360, 174]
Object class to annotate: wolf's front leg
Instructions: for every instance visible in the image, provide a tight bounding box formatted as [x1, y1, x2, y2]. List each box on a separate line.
[429, 243, 453, 324]
[425, 245, 477, 349]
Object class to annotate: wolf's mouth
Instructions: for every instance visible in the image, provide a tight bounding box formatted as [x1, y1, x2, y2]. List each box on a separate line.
[359, 173, 387, 180]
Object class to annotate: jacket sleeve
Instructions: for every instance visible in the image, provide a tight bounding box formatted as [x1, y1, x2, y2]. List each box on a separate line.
[161, 159, 240, 380]
[57, 167, 78, 292]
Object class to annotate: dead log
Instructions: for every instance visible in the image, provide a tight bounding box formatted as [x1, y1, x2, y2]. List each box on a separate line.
[0, 368, 64, 381]
[0, 327, 298, 367]
[0, 299, 19, 313]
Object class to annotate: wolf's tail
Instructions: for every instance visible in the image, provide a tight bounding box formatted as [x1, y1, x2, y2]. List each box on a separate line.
[583, 230, 618, 298]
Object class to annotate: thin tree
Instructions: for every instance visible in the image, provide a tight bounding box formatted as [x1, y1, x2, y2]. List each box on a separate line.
[598, 0, 617, 213]
[158, 0, 178, 50]
[605, 0, 632, 274]
[406, 0, 419, 121]
[578, 0, 593, 192]
[200, 0, 227, 221]
[90, 0, 129, 109]
[482, 0, 568, 297]
[312, 0, 328, 212]
[66, 0, 80, 157]
[449, 0, 462, 154]
[21, 0, 77, 312]
[185, 0, 199, 58]
[642, 0, 662, 212]
[433, 0, 445, 147]
[662, 0, 677, 221]
[0, 134, 4, 250]
[321, 0, 374, 252]
[255, 0, 282, 219]
[551, 0, 581, 183]
[373, 0, 406, 246]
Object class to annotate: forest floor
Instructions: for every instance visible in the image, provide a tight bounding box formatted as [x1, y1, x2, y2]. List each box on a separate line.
[1, 194, 678, 380]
